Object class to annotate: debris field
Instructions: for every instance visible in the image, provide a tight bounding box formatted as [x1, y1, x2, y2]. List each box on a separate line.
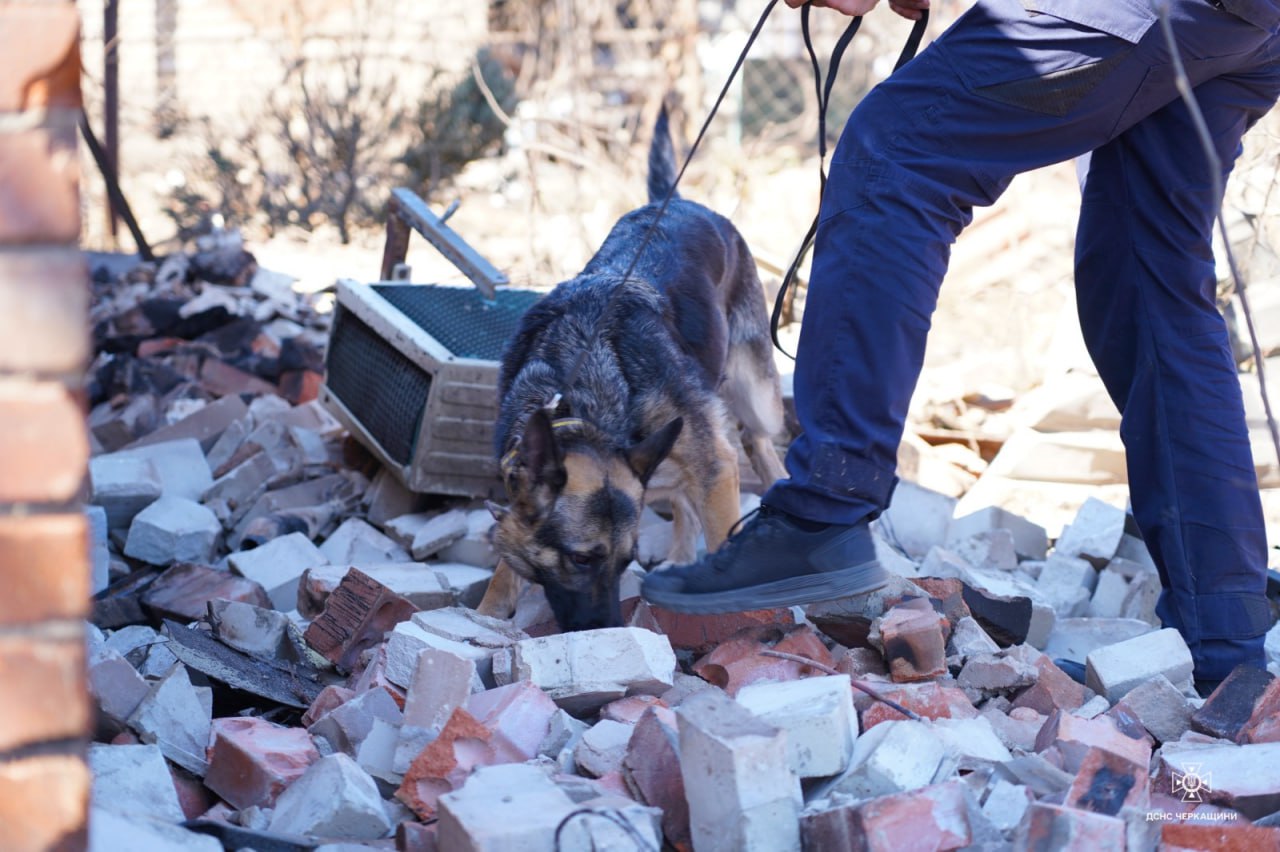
[83, 237, 1280, 852]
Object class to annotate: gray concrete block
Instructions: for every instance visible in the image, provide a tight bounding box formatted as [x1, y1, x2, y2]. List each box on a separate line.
[1085, 628, 1194, 703]
[268, 753, 393, 840]
[127, 663, 212, 776]
[948, 506, 1048, 561]
[89, 453, 163, 530]
[88, 743, 185, 822]
[735, 674, 857, 779]
[229, 532, 328, 611]
[123, 496, 221, 565]
[1054, 497, 1126, 567]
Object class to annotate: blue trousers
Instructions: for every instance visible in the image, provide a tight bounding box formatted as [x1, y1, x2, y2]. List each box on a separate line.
[764, 0, 1280, 679]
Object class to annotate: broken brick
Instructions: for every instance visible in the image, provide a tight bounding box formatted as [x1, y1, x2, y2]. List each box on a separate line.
[861, 682, 979, 730]
[803, 780, 972, 852]
[647, 606, 796, 654]
[1014, 802, 1125, 851]
[1034, 710, 1150, 774]
[140, 561, 271, 623]
[879, 604, 949, 683]
[622, 706, 690, 852]
[204, 717, 320, 809]
[691, 624, 834, 696]
[1064, 747, 1149, 816]
[1011, 655, 1089, 715]
[1192, 665, 1276, 742]
[303, 567, 418, 671]
[397, 707, 495, 820]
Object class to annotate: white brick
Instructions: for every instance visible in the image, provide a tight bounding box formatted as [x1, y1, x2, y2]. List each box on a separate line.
[574, 719, 634, 778]
[1114, 675, 1191, 743]
[1041, 617, 1153, 664]
[403, 647, 480, 733]
[431, 563, 494, 608]
[319, 517, 410, 564]
[493, 627, 675, 714]
[208, 599, 288, 658]
[1035, 554, 1097, 617]
[1054, 497, 1126, 566]
[981, 779, 1032, 832]
[735, 675, 857, 779]
[677, 689, 801, 852]
[86, 505, 110, 594]
[268, 753, 392, 840]
[875, 481, 958, 560]
[95, 438, 213, 502]
[948, 506, 1048, 560]
[1085, 569, 1129, 619]
[124, 496, 221, 565]
[228, 532, 328, 611]
[88, 743, 185, 822]
[438, 509, 498, 567]
[89, 808, 222, 852]
[828, 720, 953, 799]
[1085, 628, 1194, 703]
[386, 509, 467, 559]
[929, 717, 1013, 770]
[436, 763, 575, 851]
[89, 453, 162, 529]
[951, 530, 1018, 573]
[127, 663, 212, 776]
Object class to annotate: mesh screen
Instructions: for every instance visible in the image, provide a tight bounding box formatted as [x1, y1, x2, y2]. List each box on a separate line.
[325, 305, 433, 465]
[375, 285, 542, 361]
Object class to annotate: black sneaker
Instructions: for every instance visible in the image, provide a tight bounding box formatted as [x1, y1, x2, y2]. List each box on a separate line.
[1054, 658, 1088, 686]
[641, 505, 888, 613]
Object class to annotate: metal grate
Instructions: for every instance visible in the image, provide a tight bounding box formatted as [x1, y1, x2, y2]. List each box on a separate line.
[325, 305, 433, 465]
[375, 284, 542, 361]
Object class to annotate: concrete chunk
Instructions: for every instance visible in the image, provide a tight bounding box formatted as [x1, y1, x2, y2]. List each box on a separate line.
[89, 454, 162, 530]
[95, 439, 214, 502]
[88, 743, 185, 822]
[493, 627, 675, 713]
[127, 663, 213, 776]
[228, 532, 329, 611]
[437, 509, 498, 567]
[736, 674, 857, 779]
[1085, 628, 1194, 703]
[268, 753, 392, 840]
[1054, 497, 1126, 567]
[403, 647, 480, 734]
[320, 517, 410, 565]
[948, 506, 1048, 561]
[875, 481, 957, 559]
[124, 496, 221, 565]
[676, 689, 801, 852]
[828, 720, 953, 800]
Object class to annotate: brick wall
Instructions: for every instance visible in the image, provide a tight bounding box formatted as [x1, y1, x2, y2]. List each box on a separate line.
[0, 2, 92, 851]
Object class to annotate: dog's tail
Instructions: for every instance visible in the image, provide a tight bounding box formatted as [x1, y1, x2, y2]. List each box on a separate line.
[647, 105, 680, 204]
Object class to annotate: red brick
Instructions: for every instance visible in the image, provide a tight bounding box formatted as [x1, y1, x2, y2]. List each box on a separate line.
[1162, 822, 1280, 852]
[1064, 747, 1149, 816]
[204, 717, 320, 809]
[1034, 710, 1150, 774]
[908, 577, 972, 626]
[168, 764, 216, 820]
[0, 126, 79, 244]
[858, 780, 972, 852]
[141, 561, 272, 623]
[304, 567, 417, 671]
[691, 624, 835, 696]
[647, 606, 795, 654]
[199, 359, 277, 398]
[0, 634, 87, 752]
[397, 707, 496, 820]
[861, 682, 979, 730]
[0, 754, 89, 852]
[621, 706, 690, 852]
[879, 604, 948, 683]
[0, 379, 86, 504]
[464, 680, 559, 762]
[1015, 803, 1125, 851]
[1193, 665, 1276, 742]
[1239, 679, 1280, 744]
[0, 5, 80, 111]
[279, 369, 323, 405]
[1011, 656, 1088, 715]
[397, 820, 439, 852]
[0, 248, 88, 373]
[348, 643, 407, 709]
[0, 514, 87, 624]
[302, 685, 356, 728]
[600, 694, 666, 725]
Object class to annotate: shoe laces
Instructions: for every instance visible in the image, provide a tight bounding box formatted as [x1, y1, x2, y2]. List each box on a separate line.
[711, 505, 784, 571]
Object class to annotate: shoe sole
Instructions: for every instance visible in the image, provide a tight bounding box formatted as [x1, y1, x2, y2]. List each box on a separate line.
[642, 561, 889, 614]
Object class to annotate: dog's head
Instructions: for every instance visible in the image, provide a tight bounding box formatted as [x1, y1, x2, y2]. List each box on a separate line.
[490, 409, 682, 631]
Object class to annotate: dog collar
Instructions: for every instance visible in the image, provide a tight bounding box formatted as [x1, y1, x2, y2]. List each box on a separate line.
[500, 417, 588, 476]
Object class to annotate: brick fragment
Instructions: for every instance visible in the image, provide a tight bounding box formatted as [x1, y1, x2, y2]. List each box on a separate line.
[909, 577, 973, 626]
[1064, 747, 1149, 816]
[129, 393, 249, 453]
[0, 378, 87, 503]
[127, 663, 212, 776]
[947, 505, 1047, 560]
[600, 694, 665, 724]
[1192, 665, 1276, 742]
[308, 686, 402, 757]
[1033, 710, 1150, 775]
[676, 689, 801, 852]
[622, 706, 690, 851]
[737, 674, 857, 779]
[0, 513, 89, 625]
[142, 562, 272, 623]
[1011, 655, 1088, 715]
[403, 647, 478, 734]
[228, 531, 328, 611]
[1108, 674, 1192, 744]
[878, 604, 949, 683]
[1054, 497, 1126, 567]
[1162, 822, 1280, 852]
[304, 567, 418, 671]
[88, 646, 149, 732]
[861, 682, 979, 730]
[397, 707, 494, 820]
[1239, 678, 1280, 744]
[204, 717, 320, 809]
[303, 685, 355, 728]
[435, 763, 575, 851]
[267, 753, 392, 840]
[647, 606, 796, 654]
[830, 719, 953, 799]
[691, 624, 833, 696]
[802, 780, 972, 852]
[1014, 802, 1125, 851]
[1085, 628, 1194, 702]
[1157, 741, 1280, 818]
[123, 496, 221, 566]
[464, 679, 559, 763]
[87, 743, 183, 822]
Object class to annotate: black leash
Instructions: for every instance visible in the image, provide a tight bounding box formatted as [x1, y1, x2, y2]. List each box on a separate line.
[770, 8, 931, 358]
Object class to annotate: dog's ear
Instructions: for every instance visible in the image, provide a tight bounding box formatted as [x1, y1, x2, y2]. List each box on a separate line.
[485, 500, 509, 521]
[515, 408, 567, 494]
[626, 417, 683, 485]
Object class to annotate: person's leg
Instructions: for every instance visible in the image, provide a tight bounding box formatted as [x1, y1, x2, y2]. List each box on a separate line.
[644, 0, 1278, 612]
[1075, 65, 1280, 684]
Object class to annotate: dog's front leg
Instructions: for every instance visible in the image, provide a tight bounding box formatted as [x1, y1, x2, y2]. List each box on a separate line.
[696, 433, 743, 552]
[476, 559, 526, 619]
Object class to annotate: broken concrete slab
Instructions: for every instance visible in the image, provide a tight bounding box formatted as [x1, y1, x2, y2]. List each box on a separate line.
[1085, 628, 1195, 703]
[1193, 666, 1277, 741]
[228, 532, 329, 611]
[124, 496, 221, 566]
[676, 688, 802, 852]
[267, 753, 393, 840]
[493, 627, 676, 714]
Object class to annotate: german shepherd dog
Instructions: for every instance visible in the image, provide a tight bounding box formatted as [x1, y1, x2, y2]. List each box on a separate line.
[478, 107, 788, 631]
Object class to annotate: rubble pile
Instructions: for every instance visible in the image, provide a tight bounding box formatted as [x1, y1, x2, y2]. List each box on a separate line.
[82, 245, 1280, 851]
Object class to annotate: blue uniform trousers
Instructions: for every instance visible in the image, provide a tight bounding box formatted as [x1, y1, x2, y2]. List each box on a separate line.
[763, 0, 1280, 679]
